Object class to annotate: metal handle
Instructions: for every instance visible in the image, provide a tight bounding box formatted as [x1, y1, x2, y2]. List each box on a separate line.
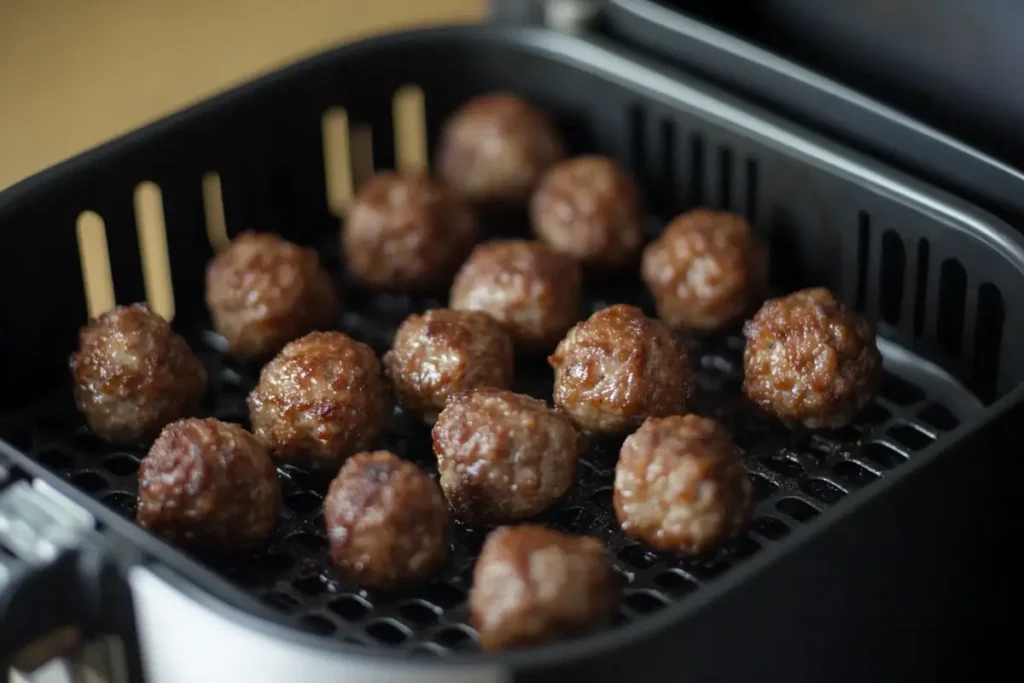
[0, 474, 140, 682]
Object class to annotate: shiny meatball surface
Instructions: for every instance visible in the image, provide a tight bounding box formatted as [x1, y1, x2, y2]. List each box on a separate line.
[614, 414, 752, 554]
[70, 303, 207, 444]
[436, 93, 565, 206]
[343, 171, 478, 290]
[383, 308, 514, 424]
[206, 231, 338, 361]
[743, 287, 882, 429]
[450, 239, 582, 353]
[432, 388, 580, 523]
[137, 418, 282, 554]
[641, 209, 767, 332]
[324, 451, 450, 589]
[469, 525, 620, 651]
[530, 155, 643, 268]
[247, 331, 389, 472]
[549, 304, 694, 436]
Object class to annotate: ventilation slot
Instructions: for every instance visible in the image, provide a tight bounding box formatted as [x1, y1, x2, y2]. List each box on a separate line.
[322, 108, 353, 217]
[689, 133, 705, 207]
[879, 230, 905, 326]
[202, 172, 229, 251]
[659, 117, 677, 216]
[912, 238, 930, 338]
[972, 282, 1004, 402]
[745, 158, 759, 225]
[854, 211, 870, 311]
[393, 86, 427, 173]
[628, 103, 647, 187]
[134, 182, 175, 320]
[76, 211, 115, 318]
[937, 259, 967, 355]
[717, 146, 733, 210]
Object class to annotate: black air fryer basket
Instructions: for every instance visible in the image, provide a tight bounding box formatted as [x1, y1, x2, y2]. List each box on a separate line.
[0, 14, 1018, 683]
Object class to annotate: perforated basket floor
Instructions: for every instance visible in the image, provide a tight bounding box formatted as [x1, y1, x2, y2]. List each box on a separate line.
[0, 237, 977, 657]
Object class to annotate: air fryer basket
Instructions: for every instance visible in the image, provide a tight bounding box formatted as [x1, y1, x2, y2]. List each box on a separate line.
[0, 23, 1018, 683]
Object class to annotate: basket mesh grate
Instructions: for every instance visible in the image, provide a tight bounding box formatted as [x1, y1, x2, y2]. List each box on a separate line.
[0, 239, 971, 656]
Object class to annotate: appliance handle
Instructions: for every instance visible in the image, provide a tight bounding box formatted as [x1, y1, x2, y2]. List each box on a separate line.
[0, 476, 142, 681]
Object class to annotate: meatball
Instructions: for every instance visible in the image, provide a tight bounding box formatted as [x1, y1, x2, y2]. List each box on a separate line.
[450, 239, 582, 353]
[641, 209, 768, 332]
[137, 418, 282, 554]
[614, 414, 752, 555]
[70, 303, 207, 444]
[469, 525, 620, 651]
[324, 451, 450, 589]
[436, 93, 565, 206]
[549, 304, 694, 436]
[206, 231, 338, 361]
[247, 331, 389, 472]
[432, 388, 580, 523]
[742, 287, 882, 429]
[530, 155, 643, 268]
[383, 308, 515, 424]
[342, 171, 478, 290]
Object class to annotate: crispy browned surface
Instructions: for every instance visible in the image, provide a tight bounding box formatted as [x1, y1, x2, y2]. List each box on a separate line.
[436, 93, 565, 206]
[449, 239, 582, 353]
[530, 155, 643, 268]
[247, 331, 389, 471]
[383, 308, 514, 424]
[549, 304, 694, 435]
[742, 287, 882, 429]
[323, 450, 450, 589]
[641, 209, 768, 332]
[614, 414, 752, 554]
[469, 525, 620, 651]
[69, 302, 207, 444]
[343, 171, 478, 290]
[431, 388, 580, 523]
[205, 231, 338, 361]
[137, 417, 282, 554]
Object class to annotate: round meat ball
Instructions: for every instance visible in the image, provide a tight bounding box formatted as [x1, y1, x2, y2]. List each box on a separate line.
[137, 418, 282, 554]
[469, 525, 620, 651]
[70, 302, 207, 444]
[614, 414, 753, 555]
[206, 231, 338, 361]
[641, 209, 768, 332]
[450, 239, 582, 353]
[549, 304, 694, 436]
[431, 388, 580, 523]
[436, 93, 565, 206]
[247, 331, 389, 472]
[343, 171, 478, 290]
[383, 308, 515, 424]
[742, 287, 882, 429]
[324, 451, 450, 589]
[530, 155, 643, 268]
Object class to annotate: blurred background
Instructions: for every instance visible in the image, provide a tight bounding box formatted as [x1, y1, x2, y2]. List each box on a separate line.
[0, 0, 483, 191]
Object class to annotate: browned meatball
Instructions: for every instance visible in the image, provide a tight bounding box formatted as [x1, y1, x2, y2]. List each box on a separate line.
[69, 303, 207, 444]
[342, 171, 478, 290]
[382, 308, 515, 424]
[530, 155, 643, 268]
[743, 287, 882, 429]
[614, 414, 753, 555]
[431, 388, 580, 523]
[436, 93, 565, 206]
[449, 239, 582, 353]
[469, 525, 620, 651]
[206, 231, 338, 361]
[137, 418, 282, 554]
[323, 451, 450, 589]
[247, 331, 389, 472]
[549, 304, 694, 436]
[641, 209, 768, 332]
